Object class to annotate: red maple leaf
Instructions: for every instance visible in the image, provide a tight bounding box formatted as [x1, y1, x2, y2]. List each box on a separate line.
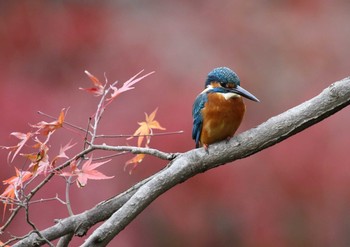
[60, 157, 114, 188]
[107, 70, 155, 101]
[1, 132, 33, 163]
[79, 70, 105, 96]
[1, 167, 33, 217]
[50, 140, 76, 168]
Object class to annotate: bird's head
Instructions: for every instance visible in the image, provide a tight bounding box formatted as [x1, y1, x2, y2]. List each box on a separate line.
[205, 67, 260, 102]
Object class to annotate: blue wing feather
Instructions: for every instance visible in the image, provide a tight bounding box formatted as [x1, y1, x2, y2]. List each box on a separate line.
[192, 87, 227, 147]
[192, 93, 208, 148]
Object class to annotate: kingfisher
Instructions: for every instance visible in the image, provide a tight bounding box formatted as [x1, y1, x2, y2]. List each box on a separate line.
[192, 67, 259, 149]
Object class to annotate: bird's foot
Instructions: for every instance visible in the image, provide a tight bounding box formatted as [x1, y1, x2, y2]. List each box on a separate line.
[203, 144, 209, 154]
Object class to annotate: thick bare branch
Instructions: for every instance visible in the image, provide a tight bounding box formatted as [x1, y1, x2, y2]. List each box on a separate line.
[13, 77, 350, 246]
[82, 77, 350, 246]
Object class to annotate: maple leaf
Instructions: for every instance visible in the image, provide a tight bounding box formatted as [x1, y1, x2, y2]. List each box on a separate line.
[125, 108, 165, 172]
[60, 157, 114, 188]
[24, 139, 50, 174]
[127, 108, 166, 147]
[124, 153, 145, 174]
[79, 70, 105, 96]
[1, 167, 33, 217]
[107, 70, 155, 101]
[31, 108, 66, 135]
[23, 149, 47, 173]
[50, 141, 76, 168]
[1, 132, 33, 163]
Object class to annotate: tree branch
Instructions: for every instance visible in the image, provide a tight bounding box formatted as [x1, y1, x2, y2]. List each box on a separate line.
[13, 77, 350, 246]
[90, 144, 178, 160]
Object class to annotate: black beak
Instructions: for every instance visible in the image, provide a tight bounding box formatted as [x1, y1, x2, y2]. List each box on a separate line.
[231, 85, 260, 102]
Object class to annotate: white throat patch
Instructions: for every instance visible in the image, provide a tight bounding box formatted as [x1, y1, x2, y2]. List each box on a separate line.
[222, 92, 240, 100]
[201, 85, 241, 100]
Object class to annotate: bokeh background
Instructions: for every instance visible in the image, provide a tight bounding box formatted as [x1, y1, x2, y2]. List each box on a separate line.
[1, 1, 350, 246]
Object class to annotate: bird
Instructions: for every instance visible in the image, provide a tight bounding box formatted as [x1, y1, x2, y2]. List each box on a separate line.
[192, 67, 259, 149]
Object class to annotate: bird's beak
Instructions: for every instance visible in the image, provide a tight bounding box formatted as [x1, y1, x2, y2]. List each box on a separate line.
[231, 85, 260, 102]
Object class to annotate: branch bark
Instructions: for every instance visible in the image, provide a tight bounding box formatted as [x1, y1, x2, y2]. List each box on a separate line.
[13, 77, 350, 247]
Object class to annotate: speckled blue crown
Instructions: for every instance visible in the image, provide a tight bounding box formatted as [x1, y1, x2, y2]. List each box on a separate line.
[205, 67, 240, 87]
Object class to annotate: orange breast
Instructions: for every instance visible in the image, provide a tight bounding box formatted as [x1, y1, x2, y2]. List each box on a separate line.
[200, 93, 246, 146]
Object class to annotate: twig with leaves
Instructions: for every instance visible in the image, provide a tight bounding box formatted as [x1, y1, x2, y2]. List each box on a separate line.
[0, 69, 178, 246]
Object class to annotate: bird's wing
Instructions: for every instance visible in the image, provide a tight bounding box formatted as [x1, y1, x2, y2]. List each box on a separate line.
[192, 92, 207, 148]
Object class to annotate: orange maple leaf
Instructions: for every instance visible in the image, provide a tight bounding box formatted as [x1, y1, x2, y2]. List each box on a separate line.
[125, 108, 165, 172]
[22, 138, 51, 175]
[79, 70, 105, 96]
[124, 153, 145, 173]
[127, 108, 166, 147]
[60, 157, 114, 188]
[23, 149, 47, 173]
[31, 108, 66, 135]
[1, 167, 33, 217]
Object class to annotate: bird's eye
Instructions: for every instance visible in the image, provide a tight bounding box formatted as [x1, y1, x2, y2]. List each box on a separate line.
[220, 82, 226, 87]
[226, 83, 235, 89]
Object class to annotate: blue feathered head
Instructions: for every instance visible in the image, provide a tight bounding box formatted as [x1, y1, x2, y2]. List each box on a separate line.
[205, 67, 240, 88]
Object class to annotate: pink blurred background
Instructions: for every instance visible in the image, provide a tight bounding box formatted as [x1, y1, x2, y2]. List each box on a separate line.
[1, 1, 350, 246]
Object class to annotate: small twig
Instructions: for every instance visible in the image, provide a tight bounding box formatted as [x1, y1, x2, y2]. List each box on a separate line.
[91, 151, 129, 161]
[24, 201, 54, 247]
[37, 111, 87, 133]
[36, 111, 58, 120]
[28, 194, 66, 205]
[3, 232, 32, 246]
[95, 130, 184, 139]
[83, 117, 92, 150]
[90, 84, 112, 145]
[0, 197, 21, 206]
[90, 144, 179, 161]
[0, 205, 21, 233]
[65, 177, 74, 216]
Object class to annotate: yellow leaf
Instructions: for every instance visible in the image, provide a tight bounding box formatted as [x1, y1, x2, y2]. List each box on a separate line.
[128, 108, 166, 147]
[125, 153, 146, 173]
